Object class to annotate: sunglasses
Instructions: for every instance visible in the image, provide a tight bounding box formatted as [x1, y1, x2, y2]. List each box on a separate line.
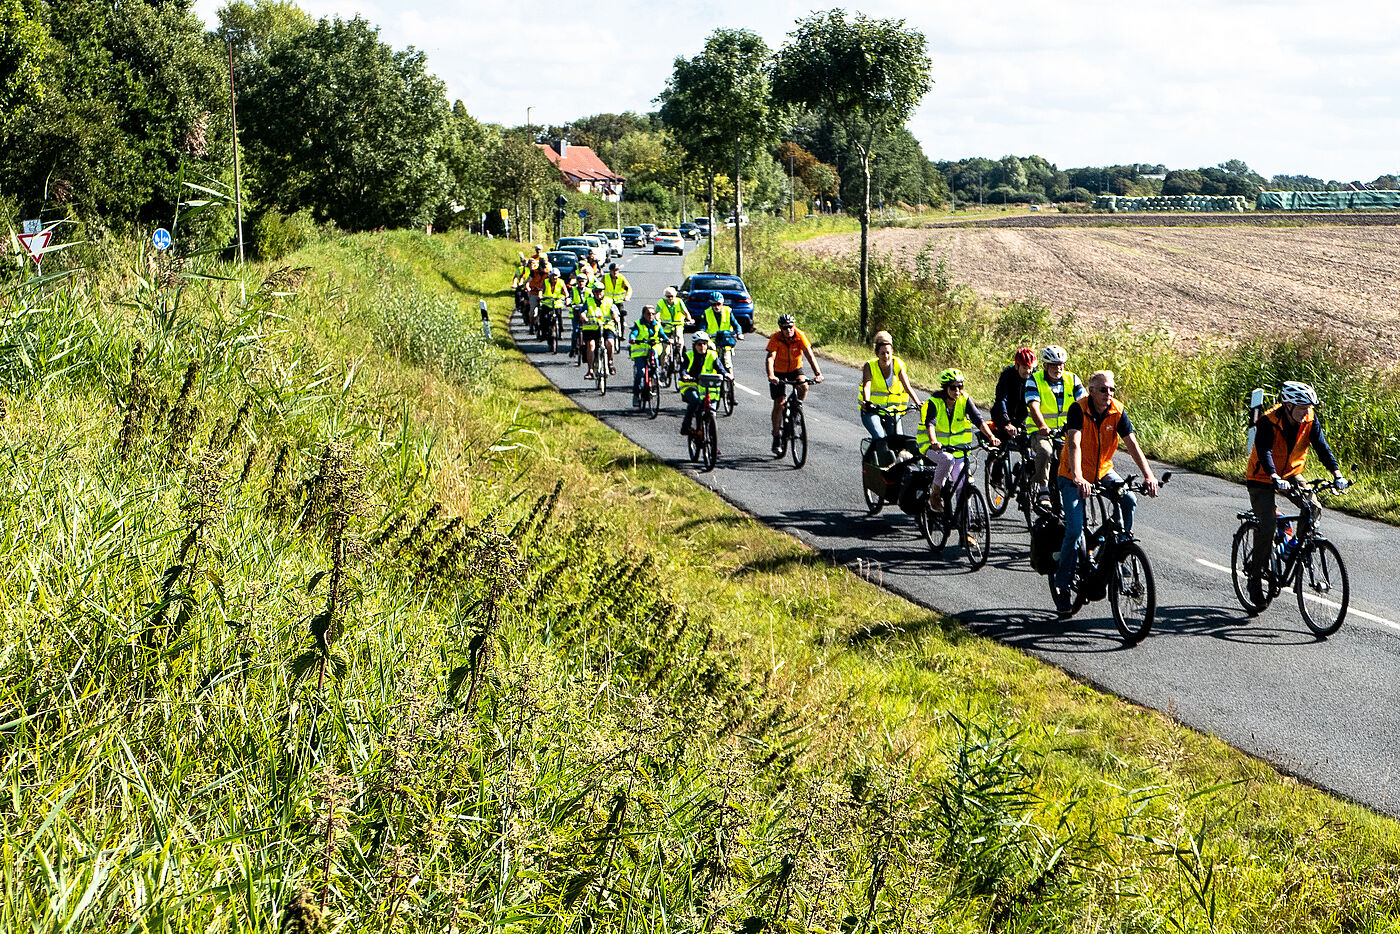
[948, 382, 965, 390]
[780, 324, 795, 331]
[1094, 386, 1116, 394]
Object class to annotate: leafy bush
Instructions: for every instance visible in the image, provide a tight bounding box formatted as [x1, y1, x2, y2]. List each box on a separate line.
[252, 207, 316, 260]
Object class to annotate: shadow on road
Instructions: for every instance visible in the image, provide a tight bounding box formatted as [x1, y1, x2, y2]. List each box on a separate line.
[1151, 605, 1322, 646]
[957, 605, 1131, 654]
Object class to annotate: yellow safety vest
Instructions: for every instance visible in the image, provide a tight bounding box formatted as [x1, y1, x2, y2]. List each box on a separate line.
[583, 296, 615, 328]
[917, 394, 972, 455]
[1025, 369, 1078, 430]
[678, 347, 721, 398]
[863, 357, 909, 407]
[703, 304, 736, 336]
[540, 278, 567, 307]
[630, 321, 664, 358]
[604, 273, 629, 301]
[657, 297, 688, 331]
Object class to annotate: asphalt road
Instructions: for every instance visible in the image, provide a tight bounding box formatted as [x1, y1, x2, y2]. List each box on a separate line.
[515, 243, 1400, 817]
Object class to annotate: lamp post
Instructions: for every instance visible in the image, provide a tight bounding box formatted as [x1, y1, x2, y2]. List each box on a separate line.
[526, 106, 534, 243]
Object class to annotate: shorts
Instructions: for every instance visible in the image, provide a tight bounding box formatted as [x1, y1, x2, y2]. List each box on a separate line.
[770, 369, 802, 400]
[579, 326, 601, 339]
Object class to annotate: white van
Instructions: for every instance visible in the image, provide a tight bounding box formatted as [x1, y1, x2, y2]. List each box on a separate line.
[595, 228, 623, 257]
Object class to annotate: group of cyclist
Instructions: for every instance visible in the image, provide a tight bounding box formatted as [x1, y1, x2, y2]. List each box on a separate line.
[856, 333, 1347, 616]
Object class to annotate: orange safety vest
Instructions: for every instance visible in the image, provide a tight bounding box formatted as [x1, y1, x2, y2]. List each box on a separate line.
[1058, 396, 1124, 482]
[1246, 404, 1314, 483]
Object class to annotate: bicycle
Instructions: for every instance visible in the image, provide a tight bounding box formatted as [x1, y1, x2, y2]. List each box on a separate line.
[685, 374, 724, 472]
[714, 330, 738, 416]
[537, 301, 561, 354]
[582, 328, 609, 396]
[568, 305, 585, 365]
[914, 439, 993, 570]
[984, 431, 1035, 531]
[859, 402, 917, 515]
[773, 376, 814, 469]
[1046, 472, 1171, 645]
[659, 333, 683, 390]
[1230, 477, 1350, 636]
[632, 342, 662, 419]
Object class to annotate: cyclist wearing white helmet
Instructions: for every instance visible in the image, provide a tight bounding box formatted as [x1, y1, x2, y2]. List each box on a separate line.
[1243, 380, 1347, 606]
[765, 313, 823, 454]
[1024, 344, 1085, 501]
[678, 331, 729, 439]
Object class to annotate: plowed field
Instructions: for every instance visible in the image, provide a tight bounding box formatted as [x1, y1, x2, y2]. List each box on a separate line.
[797, 226, 1400, 357]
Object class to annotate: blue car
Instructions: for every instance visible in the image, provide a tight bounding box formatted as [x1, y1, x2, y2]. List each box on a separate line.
[545, 250, 579, 281]
[679, 273, 755, 333]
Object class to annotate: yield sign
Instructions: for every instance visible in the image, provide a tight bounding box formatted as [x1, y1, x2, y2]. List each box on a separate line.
[17, 229, 53, 266]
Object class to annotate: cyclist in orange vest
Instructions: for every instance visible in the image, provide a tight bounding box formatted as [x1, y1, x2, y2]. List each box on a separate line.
[1243, 381, 1347, 605]
[1052, 370, 1159, 615]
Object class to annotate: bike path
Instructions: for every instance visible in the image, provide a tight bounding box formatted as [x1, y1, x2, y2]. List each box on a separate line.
[516, 245, 1400, 817]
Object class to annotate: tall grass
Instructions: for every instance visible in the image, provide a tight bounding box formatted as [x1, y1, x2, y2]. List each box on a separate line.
[1, 230, 1397, 931]
[728, 222, 1400, 519]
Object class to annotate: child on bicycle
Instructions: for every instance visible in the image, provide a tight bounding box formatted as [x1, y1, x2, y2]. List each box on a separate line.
[678, 331, 729, 438]
[765, 313, 823, 454]
[1053, 370, 1159, 615]
[1243, 380, 1348, 606]
[915, 368, 998, 514]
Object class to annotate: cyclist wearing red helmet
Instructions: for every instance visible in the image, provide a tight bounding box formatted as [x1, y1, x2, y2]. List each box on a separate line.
[990, 347, 1037, 442]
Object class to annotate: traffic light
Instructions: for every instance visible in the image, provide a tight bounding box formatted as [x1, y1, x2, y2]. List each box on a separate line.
[554, 208, 566, 222]
[555, 194, 567, 209]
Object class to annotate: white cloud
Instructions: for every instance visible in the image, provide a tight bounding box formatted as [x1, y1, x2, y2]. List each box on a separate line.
[192, 0, 1400, 180]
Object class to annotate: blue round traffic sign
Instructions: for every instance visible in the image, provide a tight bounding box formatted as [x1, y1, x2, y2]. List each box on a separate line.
[578, 210, 587, 218]
[153, 228, 172, 251]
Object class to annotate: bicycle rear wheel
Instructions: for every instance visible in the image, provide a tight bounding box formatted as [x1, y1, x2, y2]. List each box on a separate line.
[1296, 539, 1348, 637]
[645, 367, 661, 419]
[597, 361, 607, 396]
[960, 486, 991, 571]
[985, 451, 1010, 517]
[789, 406, 807, 469]
[1230, 523, 1272, 614]
[1110, 541, 1156, 645]
[699, 412, 718, 472]
[862, 471, 884, 515]
[719, 379, 735, 417]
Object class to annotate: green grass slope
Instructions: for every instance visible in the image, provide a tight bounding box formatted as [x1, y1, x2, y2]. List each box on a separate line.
[0, 231, 1396, 933]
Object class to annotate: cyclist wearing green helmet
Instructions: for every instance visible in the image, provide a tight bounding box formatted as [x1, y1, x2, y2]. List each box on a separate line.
[916, 367, 999, 514]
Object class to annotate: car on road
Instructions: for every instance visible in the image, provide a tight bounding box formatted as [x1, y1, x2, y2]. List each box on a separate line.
[545, 250, 579, 281]
[556, 236, 604, 266]
[639, 223, 658, 244]
[595, 228, 623, 256]
[581, 234, 609, 264]
[652, 229, 685, 254]
[622, 226, 646, 248]
[678, 222, 700, 240]
[679, 273, 754, 333]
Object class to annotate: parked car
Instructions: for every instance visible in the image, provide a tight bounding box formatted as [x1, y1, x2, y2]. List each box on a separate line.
[639, 223, 658, 243]
[595, 228, 623, 256]
[652, 229, 685, 255]
[546, 250, 579, 281]
[622, 226, 646, 248]
[693, 216, 711, 235]
[678, 222, 700, 240]
[678, 273, 754, 333]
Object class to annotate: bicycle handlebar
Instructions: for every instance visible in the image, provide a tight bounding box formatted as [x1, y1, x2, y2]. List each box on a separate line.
[777, 376, 816, 385]
[1098, 471, 1172, 496]
[864, 402, 913, 416]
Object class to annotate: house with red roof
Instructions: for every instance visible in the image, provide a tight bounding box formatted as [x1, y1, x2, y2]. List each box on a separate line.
[538, 140, 625, 202]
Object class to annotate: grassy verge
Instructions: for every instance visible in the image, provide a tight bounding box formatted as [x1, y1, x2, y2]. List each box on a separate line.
[2, 230, 1398, 932]
[702, 222, 1400, 524]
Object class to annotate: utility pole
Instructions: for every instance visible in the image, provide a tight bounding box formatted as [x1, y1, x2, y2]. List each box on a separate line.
[789, 146, 795, 222]
[227, 38, 245, 267]
[526, 106, 534, 244]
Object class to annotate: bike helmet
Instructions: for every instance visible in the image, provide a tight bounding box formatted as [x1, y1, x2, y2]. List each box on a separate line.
[939, 367, 965, 386]
[692, 330, 711, 344]
[1013, 347, 1037, 367]
[591, 282, 605, 292]
[1279, 380, 1320, 406]
[777, 313, 796, 328]
[1041, 345, 1068, 365]
[709, 291, 724, 304]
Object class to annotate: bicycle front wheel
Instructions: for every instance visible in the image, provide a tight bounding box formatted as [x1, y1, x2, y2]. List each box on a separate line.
[960, 486, 991, 571]
[1296, 539, 1348, 637]
[645, 368, 661, 419]
[1110, 541, 1156, 645]
[985, 451, 1010, 517]
[597, 365, 607, 396]
[719, 380, 735, 417]
[790, 406, 807, 469]
[699, 413, 718, 472]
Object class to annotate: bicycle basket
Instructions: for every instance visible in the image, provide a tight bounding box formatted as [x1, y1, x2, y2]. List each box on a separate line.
[1029, 512, 1065, 576]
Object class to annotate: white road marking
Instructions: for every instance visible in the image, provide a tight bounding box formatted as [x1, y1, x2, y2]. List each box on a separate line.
[1193, 557, 1400, 632]
[734, 382, 762, 397]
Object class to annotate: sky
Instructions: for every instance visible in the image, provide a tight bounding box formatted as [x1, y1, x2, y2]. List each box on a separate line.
[193, 0, 1400, 182]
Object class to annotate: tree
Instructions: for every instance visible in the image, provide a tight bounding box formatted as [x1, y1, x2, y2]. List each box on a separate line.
[1162, 170, 1204, 196]
[657, 28, 779, 275]
[434, 101, 494, 230]
[774, 11, 932, 339]
[487, 136, 554, 241]
[240, 16, 453, 231]
[213, 0, 311, 75]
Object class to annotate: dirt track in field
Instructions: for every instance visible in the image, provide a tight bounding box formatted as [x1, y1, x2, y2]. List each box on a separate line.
[796, 225, 1400, 358]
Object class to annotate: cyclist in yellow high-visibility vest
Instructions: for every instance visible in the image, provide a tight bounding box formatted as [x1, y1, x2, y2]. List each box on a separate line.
[539, 269, 568, 328]
[859, 331, 921, 439]
[679, 331, 729, 438]
[628, 305, 668, 408]
[581, 283, 618, 379]
[1024, 344, 1085, 502]
[656, 286, 691, 372]
[916, 368, 998, 513]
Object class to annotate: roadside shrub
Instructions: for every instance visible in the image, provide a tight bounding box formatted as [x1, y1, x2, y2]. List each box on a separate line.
[253, 207, 316, 260]
[373, 282, 492, 386]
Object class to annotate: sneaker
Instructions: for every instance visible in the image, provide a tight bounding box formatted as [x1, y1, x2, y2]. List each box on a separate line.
[771, 434, 782, 455]
[584, 371, 595, 380]
[1052, 585, 1074, 616]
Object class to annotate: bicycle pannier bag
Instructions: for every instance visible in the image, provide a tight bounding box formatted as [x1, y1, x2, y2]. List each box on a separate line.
[1029, 512, 1065, 576]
